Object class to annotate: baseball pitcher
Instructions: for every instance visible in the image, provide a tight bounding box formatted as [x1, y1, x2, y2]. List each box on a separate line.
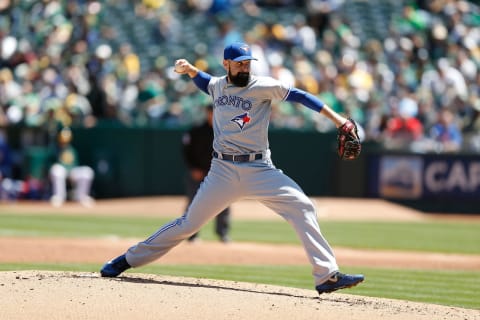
[101, 42, 363, 295]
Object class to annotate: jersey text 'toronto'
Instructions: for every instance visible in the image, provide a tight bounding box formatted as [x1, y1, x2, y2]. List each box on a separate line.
[215, 95, 253, 111]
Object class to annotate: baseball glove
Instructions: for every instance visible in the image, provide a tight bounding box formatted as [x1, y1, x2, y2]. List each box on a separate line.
[337, 118, 361, 160]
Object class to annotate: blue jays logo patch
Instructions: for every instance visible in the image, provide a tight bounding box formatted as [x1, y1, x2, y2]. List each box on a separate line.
[231, 112, 251, 130]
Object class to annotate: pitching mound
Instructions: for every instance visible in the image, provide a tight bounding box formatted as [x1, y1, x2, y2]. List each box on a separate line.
[1, 271, 478, 320]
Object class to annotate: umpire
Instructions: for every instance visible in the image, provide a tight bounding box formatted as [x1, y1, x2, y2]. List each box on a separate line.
[182, 105, 231, 243]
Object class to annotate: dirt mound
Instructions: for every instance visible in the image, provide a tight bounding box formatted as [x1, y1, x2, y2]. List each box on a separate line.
[1, 271, 478, 320]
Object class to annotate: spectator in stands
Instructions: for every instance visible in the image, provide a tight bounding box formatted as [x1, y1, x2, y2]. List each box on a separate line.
[306, 0, 344, 39]
[0, 0, 479, 156]
[135, 75, 167, 126]
[466, 109, 480, 152]
[0, 68, 22, 122]
[285, 14, 317, 55]
[214, 18, 244, 59]
[384, 96, 424, 150]
[244, 30, 270, 76]
[428, 108, 463, 152]
[420, 58, 468, 107]
[119, 43, 141, 83]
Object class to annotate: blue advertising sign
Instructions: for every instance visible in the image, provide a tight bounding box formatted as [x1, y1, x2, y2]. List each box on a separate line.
[423, 158, 480, 197]
[369, 154, 480, 200]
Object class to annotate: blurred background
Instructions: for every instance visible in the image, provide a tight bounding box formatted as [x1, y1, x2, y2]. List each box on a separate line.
[0, 0, 479, 213]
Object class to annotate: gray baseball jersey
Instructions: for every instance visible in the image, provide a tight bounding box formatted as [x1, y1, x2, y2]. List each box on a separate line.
[124, 73, 339, 286]
[208, 75, 289, 154]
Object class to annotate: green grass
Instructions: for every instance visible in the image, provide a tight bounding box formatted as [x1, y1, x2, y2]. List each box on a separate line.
[1, 263, 479, 309]
[0, 214, 170, 238]
[318, 221, 480, 254]
[1, 214, 479, 254]
[1, 213, 480, 309]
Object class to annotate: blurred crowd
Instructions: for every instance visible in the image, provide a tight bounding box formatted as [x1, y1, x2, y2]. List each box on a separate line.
[0, 0, 479, 155]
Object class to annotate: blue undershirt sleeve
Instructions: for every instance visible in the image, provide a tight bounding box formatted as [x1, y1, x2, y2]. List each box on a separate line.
[192, 71, 211, 94]
[285, 87, 324, 112]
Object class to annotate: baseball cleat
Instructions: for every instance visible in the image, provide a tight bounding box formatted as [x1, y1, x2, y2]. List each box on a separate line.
[100, 254, 131, 277]
[316, 272, 364, 294]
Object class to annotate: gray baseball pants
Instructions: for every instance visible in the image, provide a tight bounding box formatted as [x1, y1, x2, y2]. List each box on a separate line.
[125, 155, 339, 286]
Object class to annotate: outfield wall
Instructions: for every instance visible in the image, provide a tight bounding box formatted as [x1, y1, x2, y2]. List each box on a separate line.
[8, 126, 479, 213]
[69, 127, 346, 198]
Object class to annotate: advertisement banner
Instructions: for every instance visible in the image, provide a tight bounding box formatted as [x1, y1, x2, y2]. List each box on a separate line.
[379, 156, 423, 199]
[369, 154, 480, 200]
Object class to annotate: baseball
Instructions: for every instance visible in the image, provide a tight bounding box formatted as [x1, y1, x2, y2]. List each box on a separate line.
[174, 61, 186, 73]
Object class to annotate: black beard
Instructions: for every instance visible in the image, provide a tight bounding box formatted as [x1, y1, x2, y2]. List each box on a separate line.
[229, 71, 250, 87]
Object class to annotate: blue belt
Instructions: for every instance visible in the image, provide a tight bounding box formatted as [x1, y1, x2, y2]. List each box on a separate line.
[213, 151, 263, 162]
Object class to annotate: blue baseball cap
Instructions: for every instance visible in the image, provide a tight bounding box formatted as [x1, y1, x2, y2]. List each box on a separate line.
[224, 42, 257, 61]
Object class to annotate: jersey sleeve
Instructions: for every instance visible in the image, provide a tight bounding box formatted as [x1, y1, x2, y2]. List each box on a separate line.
[192, 71, 212, 94]
[206, 75, 225, 97]
[285, 87, 324, 112]
[256, 76, 291, 102]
